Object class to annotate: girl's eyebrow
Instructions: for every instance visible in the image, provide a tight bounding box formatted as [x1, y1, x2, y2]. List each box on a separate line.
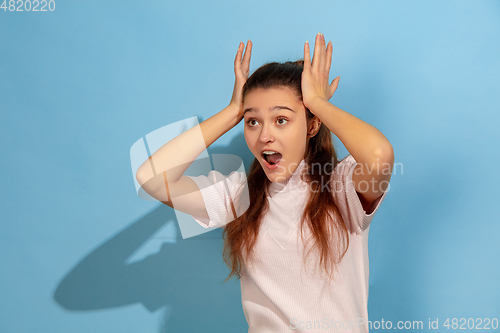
[243, 105, 295, 115]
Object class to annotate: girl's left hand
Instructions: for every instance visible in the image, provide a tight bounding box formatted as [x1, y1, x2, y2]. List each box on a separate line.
[301, 33, 340, 110]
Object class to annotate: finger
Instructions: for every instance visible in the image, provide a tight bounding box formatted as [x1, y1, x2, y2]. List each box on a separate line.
[318, 33, 326, 72]
[311, 33, 321, 71]
[241, 40, 252, 76]
[329, 76, 340, 98]
[234, 42, 243, 73]
[303, 41, 311, 71]
[325, 41, 333, 73]
[311, 34, 319, 70]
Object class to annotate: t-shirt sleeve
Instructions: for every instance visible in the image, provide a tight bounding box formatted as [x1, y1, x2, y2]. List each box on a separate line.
[185, 170, 249, 229]
[330, 155, 388, 234]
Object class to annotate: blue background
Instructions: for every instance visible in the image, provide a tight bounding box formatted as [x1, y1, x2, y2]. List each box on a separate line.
[1, 0, 499, 332]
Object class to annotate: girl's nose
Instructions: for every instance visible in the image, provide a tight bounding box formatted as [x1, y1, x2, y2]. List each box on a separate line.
[259, 125, 274, 143]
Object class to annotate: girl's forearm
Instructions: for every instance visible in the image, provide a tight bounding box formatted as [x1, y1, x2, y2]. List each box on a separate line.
[308, 99, 393, 165]
[136, 104, 241, 186]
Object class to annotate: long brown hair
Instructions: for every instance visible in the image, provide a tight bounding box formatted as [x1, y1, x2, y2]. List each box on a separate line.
[222, 60, 349, 283]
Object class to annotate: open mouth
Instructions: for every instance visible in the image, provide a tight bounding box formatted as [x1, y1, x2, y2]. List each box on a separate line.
[262, 151, 282, 166]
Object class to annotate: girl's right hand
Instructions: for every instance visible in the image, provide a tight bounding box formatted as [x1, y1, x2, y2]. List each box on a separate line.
[229, 40, 252, 121]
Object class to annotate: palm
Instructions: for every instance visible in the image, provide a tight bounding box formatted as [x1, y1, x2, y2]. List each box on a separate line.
[230, 40, 252, 117]
[302, 33, 340, 110]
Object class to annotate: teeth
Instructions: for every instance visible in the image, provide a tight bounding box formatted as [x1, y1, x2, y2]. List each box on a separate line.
[262, 151, 278, 155]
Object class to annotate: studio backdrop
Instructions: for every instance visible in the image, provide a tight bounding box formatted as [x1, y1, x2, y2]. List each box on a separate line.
[1, 0, 499, 332]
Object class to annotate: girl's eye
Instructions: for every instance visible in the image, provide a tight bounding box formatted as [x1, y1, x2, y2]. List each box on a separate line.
[277, 117, 288, 125]
[246, 119, 259, 126]
[245, 117, 287, 127]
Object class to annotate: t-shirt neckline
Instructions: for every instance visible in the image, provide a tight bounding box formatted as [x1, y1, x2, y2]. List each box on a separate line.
[267, 159, 308, 197]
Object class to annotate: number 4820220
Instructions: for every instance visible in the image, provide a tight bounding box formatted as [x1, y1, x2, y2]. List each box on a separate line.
[1, 0, 55, 11]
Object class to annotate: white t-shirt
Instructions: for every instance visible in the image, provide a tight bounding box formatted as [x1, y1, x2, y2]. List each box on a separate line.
[187, 155, 388, 332]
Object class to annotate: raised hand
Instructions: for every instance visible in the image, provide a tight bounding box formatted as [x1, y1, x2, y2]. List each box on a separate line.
[301, 33, 340, 111]
[229, 40, 252, 119]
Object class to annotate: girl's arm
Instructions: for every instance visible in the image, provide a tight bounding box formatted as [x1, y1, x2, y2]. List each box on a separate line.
[308, 99, 394, 205]
[302, 33, 394, 207]
[136, 40, 252, 217]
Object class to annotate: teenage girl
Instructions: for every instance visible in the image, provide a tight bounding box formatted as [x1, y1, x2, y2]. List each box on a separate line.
[136, 33, 394, 333]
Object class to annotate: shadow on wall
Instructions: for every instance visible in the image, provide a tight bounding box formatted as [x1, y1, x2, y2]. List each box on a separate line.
[53, 133, 255, 333]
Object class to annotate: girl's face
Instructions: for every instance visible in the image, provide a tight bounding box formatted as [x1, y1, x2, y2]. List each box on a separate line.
[243, 86, 313, 183]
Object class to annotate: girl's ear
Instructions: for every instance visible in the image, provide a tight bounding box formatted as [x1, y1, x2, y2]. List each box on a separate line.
[307, 116, 322, 138]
